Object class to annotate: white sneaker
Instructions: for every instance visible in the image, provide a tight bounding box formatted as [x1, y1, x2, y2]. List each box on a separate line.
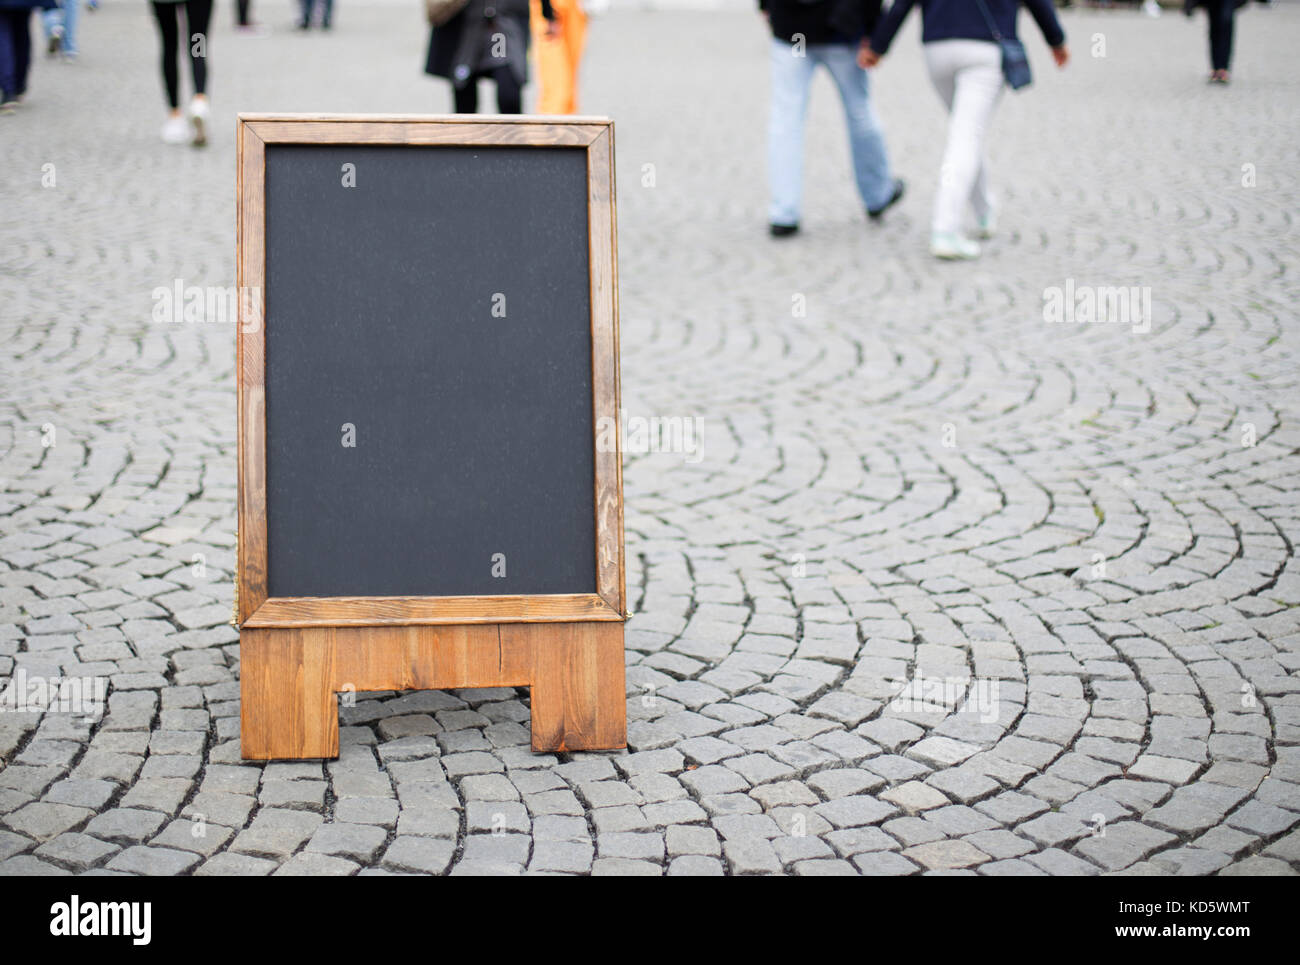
[930, 232, 981, 260]
[976, 210, 998, 239]
[188, 96, 210, 146]
[1142, 0, 1161, 17]
[161, 115, 189, 144]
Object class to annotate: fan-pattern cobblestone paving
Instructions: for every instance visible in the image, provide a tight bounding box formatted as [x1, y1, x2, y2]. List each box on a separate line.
[1, 4, 1298, 875]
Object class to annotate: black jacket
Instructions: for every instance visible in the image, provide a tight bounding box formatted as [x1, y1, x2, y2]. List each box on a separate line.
[1184, 0, 1249, 12]
[872, 0, 1065, 55]
[426, 0, 554, 87]
[760, 0, 884, 46]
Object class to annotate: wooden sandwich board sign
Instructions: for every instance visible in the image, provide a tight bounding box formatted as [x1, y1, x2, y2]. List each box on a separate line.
[234, 114, 626, 760]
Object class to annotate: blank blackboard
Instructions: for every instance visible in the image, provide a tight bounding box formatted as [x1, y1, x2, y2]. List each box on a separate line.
[262, 143, 596, 599]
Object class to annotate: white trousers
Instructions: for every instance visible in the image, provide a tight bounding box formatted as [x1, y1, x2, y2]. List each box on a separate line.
[923, 39, 1003, 236]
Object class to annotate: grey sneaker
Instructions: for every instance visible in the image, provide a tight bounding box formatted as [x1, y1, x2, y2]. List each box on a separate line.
[930, 232, 981, 260]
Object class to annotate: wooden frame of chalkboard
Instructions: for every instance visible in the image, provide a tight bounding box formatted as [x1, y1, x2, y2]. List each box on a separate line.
[235, 115, 626, 759]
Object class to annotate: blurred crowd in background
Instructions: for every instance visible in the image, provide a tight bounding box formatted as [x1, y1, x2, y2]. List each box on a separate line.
[0, 0, 1276, 259]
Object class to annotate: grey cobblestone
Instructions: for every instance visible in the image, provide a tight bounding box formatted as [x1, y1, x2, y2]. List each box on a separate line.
[667, 855, 725, 876]
[195, 852, 277, 877]
[33, 832, 119, 872]
[106, 845, 199, 876]
[274, 852, 360, 876]
[0, 5, 1298, 877]
[530, 840, 594, 873]
[381, 836, 455, 875]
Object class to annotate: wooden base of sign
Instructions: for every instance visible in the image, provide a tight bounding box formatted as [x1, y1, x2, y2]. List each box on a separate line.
[239, 622, 626, 760]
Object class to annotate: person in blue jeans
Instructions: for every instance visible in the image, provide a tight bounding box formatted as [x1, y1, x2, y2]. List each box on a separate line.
[760, 0, 904, 237]
[41, 0, 79, 59]
[298, 0, 332, 29]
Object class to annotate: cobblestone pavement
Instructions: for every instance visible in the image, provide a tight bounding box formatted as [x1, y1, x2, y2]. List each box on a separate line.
[2, 4, 1299, 876]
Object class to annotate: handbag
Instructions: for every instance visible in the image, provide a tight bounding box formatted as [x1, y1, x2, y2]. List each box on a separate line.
[974, 0, 1032, 91]
[425, 0, 470, 26]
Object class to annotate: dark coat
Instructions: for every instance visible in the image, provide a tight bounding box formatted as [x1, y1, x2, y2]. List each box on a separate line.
[0, 0, 58, 9]
[872, 0, 1065, 55]
[425, 0, 552, 88]
[1183, 0, 1249, 11]
[759, 0, 883, 45]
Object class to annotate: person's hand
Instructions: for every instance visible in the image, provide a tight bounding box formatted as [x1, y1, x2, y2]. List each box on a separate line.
[1052, 44, 1069, 67]
[858, 40, 880, 69]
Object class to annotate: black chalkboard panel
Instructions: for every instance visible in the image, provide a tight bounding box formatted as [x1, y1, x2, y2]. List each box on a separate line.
[263, 144, 596, 598]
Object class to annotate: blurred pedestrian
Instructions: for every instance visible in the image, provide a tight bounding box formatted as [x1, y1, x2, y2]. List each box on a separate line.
[862, 0, 1068, 259]
[0, 0, 56, 111]
[760, 0, 905, 238]
[235, 0, 266, 33]
[1184, 0, 1247, 84]
[297, 0, 330, 30]
[425, 0, 556, 114]
[150, 0, 212, 145]
[41, 0, 80, 59]
[530, 0, 584, 114]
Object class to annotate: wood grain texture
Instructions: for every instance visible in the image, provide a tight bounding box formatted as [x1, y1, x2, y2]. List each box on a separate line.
[240, 622, 625, 759]
[588, 127, 625, 618]
[609, 123, 626, 618]
[242, 593, 623, 628]
[236, 114, 626, 628]
[236, 120, 268, 625]
[240, 627, 338, 760]
[331, 624, 532, 692]
[236, 116, 627, 760]
[242, 114, 609, 147]
[516, 621, 627, 752]
[240, 112, 613, 126]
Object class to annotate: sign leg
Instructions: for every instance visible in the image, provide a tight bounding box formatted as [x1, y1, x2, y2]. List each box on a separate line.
[515, 621, 627, 753]
[240, 628, 340, 760]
